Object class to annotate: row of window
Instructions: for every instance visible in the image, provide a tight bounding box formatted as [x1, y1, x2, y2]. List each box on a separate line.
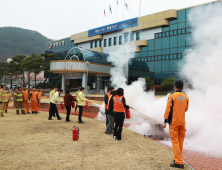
[155, 28, 193, 39]
[90, 32, 140, 48]
[133, 53, 184, 63]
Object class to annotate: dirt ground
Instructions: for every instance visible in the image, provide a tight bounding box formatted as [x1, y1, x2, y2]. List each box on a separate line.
[0, 110, 191, 170]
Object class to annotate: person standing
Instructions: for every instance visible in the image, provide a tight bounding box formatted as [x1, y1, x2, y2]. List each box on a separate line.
[163, 80, 189, 169]
[5, 91, 10, 113]
[37, 87, 42, 113]
[64, 89, 76, 122]
[23, 85, 30, 114]
[29, 87, 38, 114]
[48, 89, 63, 120]
[104, 87, 114, 126]
[109, 88, 129, 141]
[76, 87, 90, 123]
[105, 90, 116, 135]
[0, 84, 8, 117]
[49, 86, 58, 116]
[75, 88, 80, 112]
[14, 85, 25, 115]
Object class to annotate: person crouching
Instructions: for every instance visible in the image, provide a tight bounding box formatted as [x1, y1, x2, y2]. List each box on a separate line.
[109, 88, 129, 141]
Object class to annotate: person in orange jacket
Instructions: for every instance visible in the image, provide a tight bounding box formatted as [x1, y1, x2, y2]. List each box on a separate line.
[104, 87, 114, 127]
[23, 85, 30, 114]
[163, 80, 189, 169]
[29, 87, 38, 114]
[37, 87, 42, 113]
[5, 91, 10, 113]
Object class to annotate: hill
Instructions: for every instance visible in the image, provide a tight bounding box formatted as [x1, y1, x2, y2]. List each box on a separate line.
[0, 27, 53, 61]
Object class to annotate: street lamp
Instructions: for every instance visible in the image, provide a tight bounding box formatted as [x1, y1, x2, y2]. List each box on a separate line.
[86, 61, 90, 95]
[9, 73, 12, 89]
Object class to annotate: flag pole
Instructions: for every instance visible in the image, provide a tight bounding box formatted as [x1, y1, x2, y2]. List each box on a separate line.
[131, 0, 132, 18]
[139, 0, 141, 17]
[116, 1, 117, 22]
[103, 8, 104, 25]
[123, 1, 125, 20]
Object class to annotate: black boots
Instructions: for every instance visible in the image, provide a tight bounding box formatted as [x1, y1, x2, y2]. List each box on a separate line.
[170, 163, 184, 169]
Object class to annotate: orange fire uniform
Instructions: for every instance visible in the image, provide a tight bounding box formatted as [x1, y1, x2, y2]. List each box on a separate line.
[36, 91, 42, 112]
[104, 92, 111, 110]
[164, 90, 189, 165]
[23, 89, 29, 113]
[113, 96, 125, 112]
[30, 91, 38, 113]
[5, 93, 10, 112]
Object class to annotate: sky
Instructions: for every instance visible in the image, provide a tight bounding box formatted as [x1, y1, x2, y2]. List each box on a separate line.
[0, 0, 215, 40]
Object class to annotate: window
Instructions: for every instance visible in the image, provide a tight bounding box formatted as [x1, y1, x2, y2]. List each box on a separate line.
[170, 48, 177, 54]
[104, 39, 107, 47]
[178, 47, 185, 53]
[170, 55, 173, 59]
[90, 42, 93, 48]
[162, 55, 166, 60]
[178, 34, 185, 47]
[178, 10, 186, 23]
[162, 37, 169, 49]
[155, 50, 161, 55]
[109, 38, 112, 46]
[148, 51, 154, 56]
[170, 60, 177, 71]
[170, 24, 177, 30]
[162, 26, 169, 32]
[114, 37, 117, 45]
[155, 38, 162, 50]
[148, 62, 155, 72]
[141, 52, 147, 57]
[136, 32, 140, 40]
[174, 54, 177, 59]
[124, 34, 128, 42]
[99, 40, 102, 47]
[155, 34, 159, 39]
[186, 28, 190, 33]
[162, 60, 170, 71]
[159, 33, 162, 38]
[141, 47, 147, 51]
[162, 32, 166, 37]
[178, 30, 182, 35]
[166, 32, 169, 37]
[135, 53, 141, 58]
[170, 19, 177, 24]
[148, 40, 154, 50]
[162, 49, 169, 55]
[170, 31, 174, 36]
[178, 54, 182, 59]
[119, 36, 122, 44]
[178, 22, 186, 29]
[166, 55, 169, 59]
[170, 36, 177, 48]
[155, 61, 161, 72]
[174, 30, 177, 35]
[95, 41, 97, 48]
[130, 33, 134, 41]
[182, 29, 186, 34]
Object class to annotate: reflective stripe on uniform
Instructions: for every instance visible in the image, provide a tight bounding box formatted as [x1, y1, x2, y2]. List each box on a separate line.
[16, 109, 19, 110]
[14, 93, 17, 96]
[21, 108, 25, 110]
[2, 100, 8, 102]
[1, 94, 7, 96]
[0, 110, 4, 113]
[16, 99, 23, 101]
[17, 94, 23, 96]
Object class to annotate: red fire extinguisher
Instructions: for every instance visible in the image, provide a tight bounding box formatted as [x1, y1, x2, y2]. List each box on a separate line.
[85, 101, 89, 109]
[125, 109, 131, 119]
[73, 126, 79, 140]
[72, 101, 75, 108]
[61, 102, 65, 109]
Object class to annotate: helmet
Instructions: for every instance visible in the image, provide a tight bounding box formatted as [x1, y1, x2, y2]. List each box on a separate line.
[0, 83, 6, 88]
[17, 85, 22, 89]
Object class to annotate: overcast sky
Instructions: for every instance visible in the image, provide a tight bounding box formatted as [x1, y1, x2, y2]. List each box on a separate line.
[0, 0, 214, 40]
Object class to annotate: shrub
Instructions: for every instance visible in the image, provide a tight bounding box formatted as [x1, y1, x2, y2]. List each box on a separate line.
[161, 77, 177, 91]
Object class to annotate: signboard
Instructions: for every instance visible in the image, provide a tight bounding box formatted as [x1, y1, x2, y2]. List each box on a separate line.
[53, 40, 65, 48]
[88, 18, 138, 37]
[66, 73, 82, 79]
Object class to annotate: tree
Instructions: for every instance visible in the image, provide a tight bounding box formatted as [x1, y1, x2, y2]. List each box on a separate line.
[41, 53, 60, 88]
[24, 53, 45, 87]
[9, 55, 27, 85]
[145, 77, 154, 89]
[161, 77, 177, 90]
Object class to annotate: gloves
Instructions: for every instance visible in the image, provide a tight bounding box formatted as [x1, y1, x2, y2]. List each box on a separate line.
[0, 101, 2, 103]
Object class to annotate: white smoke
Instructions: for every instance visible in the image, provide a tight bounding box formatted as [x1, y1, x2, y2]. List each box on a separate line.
[102, 1, 222, 157]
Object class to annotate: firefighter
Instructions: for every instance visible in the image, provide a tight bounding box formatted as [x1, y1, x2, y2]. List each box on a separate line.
[23, 85, 30, 114]
[104, 87, 114, 126]
[37, 87, 42, 113]
[163, 80, 189, 169]
[0, 84, 8, 117]
[14, 85, 25, 114]
[5, 91, 10, 113]
[29, 87, 38, 114]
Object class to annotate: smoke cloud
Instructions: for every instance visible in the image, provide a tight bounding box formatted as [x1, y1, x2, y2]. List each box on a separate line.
[97, 1, 222, 157]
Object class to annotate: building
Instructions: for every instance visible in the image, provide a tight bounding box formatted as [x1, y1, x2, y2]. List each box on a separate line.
[45, 0, 221, 92]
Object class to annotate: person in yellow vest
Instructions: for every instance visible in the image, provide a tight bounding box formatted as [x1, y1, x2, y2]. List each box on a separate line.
[23, 85, 30, 114]
[37, 87, 42, 113]
[75, 88, 81, 112]
[77, 87, 91, 123]
[109, 88, 129, 141]
[5, 91, 10, 113]
[14, 85, 25, 114]
[104, 87, 114, 127]
[0, 84, 8, 117]
[29, 87, 38, 114]
[49, 86, 58, 116]
[163, 80, 189, 169]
